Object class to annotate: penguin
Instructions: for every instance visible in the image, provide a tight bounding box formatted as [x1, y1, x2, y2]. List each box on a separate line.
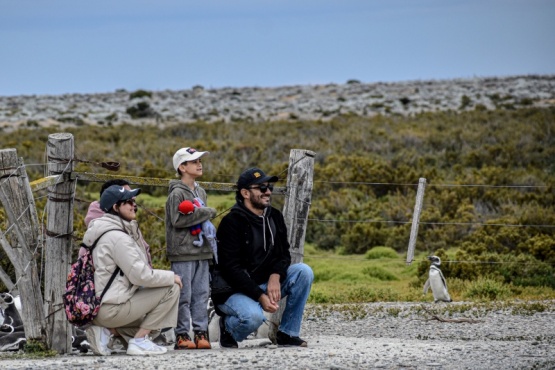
[423, 256, 452, 302]
[0, 293, 23, 329]
[0, 293, 25, 352]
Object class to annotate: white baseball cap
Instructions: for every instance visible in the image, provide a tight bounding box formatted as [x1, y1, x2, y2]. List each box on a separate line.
[172, 147, 209, 171]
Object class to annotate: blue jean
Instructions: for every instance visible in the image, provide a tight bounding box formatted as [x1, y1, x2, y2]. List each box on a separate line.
[217, 263, 313, 342]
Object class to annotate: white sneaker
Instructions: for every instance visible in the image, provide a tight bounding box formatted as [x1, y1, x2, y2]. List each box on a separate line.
[85, 326, 112, 356]
[127, 336, 168, 356]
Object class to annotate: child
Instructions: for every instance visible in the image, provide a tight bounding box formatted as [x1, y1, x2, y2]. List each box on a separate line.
[165, 147, 217, 350]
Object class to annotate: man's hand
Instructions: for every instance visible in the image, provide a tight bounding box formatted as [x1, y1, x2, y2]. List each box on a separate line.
[267, 273, 281, 304]
[258, 294, 279, 313]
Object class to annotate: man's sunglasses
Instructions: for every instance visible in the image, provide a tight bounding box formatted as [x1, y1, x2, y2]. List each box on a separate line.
[122, 199, 136, 206]
[249, 184, 274, 193]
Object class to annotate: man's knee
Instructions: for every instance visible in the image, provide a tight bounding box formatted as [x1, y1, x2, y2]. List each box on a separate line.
[240, 309, 266, 335]
[234, 304, 265, 325]
[289, 263, 314, 284]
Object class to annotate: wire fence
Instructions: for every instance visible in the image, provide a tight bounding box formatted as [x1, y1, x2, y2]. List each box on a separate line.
[1, 155, 554, 295]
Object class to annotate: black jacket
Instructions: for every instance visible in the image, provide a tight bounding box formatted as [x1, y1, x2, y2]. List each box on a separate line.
[215, 201, 291, 303]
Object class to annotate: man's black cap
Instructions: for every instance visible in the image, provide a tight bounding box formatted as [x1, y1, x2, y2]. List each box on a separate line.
[237, 167, 278, 190]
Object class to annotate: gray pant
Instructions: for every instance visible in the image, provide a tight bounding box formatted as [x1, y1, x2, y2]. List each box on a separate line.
[94, 283, 180, 342]
[171, 260, 210, 335]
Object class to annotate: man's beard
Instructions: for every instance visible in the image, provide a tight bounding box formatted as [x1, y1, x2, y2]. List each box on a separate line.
[250, 195, 270, 210]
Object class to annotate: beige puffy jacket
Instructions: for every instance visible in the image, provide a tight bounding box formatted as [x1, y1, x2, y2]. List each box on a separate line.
[83, 214, 174, 305]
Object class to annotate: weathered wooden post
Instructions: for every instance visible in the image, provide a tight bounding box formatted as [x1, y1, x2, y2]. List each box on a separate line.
[269, 149, 315, 342]
[0, 148, 46, 343]
[44, 133, 75, 353]
[281, 149, 315, 263]
[406, 177, 426, 265]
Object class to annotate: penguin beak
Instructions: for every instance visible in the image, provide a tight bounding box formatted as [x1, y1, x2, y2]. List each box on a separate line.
[427, 256, 433, 261]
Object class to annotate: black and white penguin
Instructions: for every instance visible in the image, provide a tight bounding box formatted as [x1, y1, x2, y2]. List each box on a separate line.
[0, 293, 25, 352]
[423, 256, 452, 302]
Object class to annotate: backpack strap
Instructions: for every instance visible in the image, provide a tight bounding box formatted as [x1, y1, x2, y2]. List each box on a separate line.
[99, 266, 121, 301]
[87, 229, 127, 300]
[87, 228, 124, 252]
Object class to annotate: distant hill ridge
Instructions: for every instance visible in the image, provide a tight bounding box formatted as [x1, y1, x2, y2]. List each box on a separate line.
[1, 75, 554, 132]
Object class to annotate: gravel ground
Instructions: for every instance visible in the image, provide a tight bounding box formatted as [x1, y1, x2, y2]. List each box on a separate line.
[0, 301, 554, 369]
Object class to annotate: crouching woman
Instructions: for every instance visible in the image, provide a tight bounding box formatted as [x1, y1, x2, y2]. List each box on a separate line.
[84, 185, 182, 356]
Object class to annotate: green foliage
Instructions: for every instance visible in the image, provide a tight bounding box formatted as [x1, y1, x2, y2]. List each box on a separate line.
[23, 340, 57, 357]
[2, 107, 555, 294]
[498, 254, 555, 288]
[308, 285, 401, 304]
[365, 246, 399, 259]
[463, 277, 512, 300]
[361, 266, 399, 281]
[126, 102, 157, 119]
[129, 89, 153, 99]
[460, 95, 472, 109]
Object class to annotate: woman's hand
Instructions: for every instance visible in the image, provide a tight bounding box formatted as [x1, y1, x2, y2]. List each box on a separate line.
[174, 274, 183, 289]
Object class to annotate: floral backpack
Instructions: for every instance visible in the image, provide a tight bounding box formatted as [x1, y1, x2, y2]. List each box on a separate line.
[63, 229, 123, 328]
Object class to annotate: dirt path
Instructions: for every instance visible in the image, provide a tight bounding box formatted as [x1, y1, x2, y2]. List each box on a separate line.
[0, 301, 554, 369]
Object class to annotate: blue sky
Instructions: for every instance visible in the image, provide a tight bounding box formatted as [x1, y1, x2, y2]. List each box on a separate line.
[1, 0, 554, 96]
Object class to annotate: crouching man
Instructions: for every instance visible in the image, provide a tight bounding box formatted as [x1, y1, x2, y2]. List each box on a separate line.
[214, 167, 314, 348]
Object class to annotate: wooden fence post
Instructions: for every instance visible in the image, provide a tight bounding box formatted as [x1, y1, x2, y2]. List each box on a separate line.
[269, 149, 315, 342]
[0, 148, 46, 343]
[406, 177, 426, 265]
[44, 133, 75, 353]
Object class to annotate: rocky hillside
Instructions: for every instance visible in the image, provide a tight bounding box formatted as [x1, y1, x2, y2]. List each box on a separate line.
[1, 75, 554, 132]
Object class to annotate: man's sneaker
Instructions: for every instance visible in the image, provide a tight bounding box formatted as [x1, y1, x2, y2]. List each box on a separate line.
[85, 325, 112, 356]
[174, 333, 196, 349]
[127, 336, 167, 356]
[219, 316, 238, 349]
[194, 331, 211, 349]
[276, 331, 307, 347]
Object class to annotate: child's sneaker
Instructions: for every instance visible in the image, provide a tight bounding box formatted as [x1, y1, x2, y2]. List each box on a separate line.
[194, 330, 211, 349]
[127, 336, 167, 356]
[276, 331, 307, 347]
[174, 333, 196, 349]
[85, 325, 112, 356]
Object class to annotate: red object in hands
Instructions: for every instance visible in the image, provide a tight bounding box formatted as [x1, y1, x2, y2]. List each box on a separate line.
[178, 200, 195, 215]
[179, 199, 203, 236]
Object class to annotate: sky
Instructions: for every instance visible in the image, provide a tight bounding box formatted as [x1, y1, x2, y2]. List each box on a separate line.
[1, 0, 554, 96]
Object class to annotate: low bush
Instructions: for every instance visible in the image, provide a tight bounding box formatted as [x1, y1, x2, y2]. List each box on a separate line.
[365, 246, 399, 259]
[463, 277, 512, 300]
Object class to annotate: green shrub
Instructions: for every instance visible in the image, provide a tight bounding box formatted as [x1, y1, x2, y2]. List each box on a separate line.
[365, 246, 398, 259]
[460, 95, 472, 109]
[464, 277, 511, 300]
[129, 89, 153, 99]
[126, 102, 157, 119]
[361, 266, 399, 281]
[498, 254, 555, 288]
[346, 287, 400, 302]
[308, 290, 331, 304]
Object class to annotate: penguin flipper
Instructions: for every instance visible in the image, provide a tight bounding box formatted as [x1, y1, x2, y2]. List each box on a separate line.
[423, 278, 430, 294]
[438, 270, 449, 291]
